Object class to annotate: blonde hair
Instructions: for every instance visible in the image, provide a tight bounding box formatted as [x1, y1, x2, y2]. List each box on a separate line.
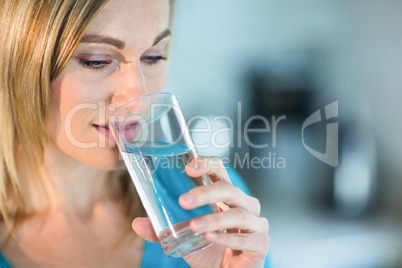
[0, 0, 145, 241]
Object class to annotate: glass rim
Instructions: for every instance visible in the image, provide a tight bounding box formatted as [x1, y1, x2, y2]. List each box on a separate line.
[108, 91, 177, 125]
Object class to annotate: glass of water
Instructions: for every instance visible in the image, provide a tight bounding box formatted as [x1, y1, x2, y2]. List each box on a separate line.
[108, 92, 216, 257]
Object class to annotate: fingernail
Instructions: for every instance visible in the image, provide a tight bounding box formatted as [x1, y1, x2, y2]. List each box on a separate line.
[208, 232, 219, 239]
[132, 217, 141, 227]
[193, 219, 207, 229]
[181, 194, 194, 204]
[187, 161, 202, 171]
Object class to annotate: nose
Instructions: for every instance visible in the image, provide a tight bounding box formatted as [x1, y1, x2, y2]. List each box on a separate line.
[110, 61, 147, 109]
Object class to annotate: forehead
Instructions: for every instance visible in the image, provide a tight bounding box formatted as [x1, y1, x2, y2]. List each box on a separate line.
[84, 0, 170, 49]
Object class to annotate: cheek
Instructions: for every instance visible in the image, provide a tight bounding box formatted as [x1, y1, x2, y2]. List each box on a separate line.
[47, 76, 95, 141]
[47, 74, 125, 170]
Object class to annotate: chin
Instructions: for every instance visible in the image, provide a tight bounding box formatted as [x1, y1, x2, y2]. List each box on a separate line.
[47, 130, 129, 171]
[81, 147, 128, 171]
[50, 142, 127, 171]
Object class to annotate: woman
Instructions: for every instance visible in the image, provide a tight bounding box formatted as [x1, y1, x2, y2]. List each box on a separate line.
[0, 0, 270, 267]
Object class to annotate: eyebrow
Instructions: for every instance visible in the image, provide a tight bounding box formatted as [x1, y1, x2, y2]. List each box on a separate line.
[152, 29, 171, 46]
[80, 35, 125, 49]
[80, 29, 171, 49]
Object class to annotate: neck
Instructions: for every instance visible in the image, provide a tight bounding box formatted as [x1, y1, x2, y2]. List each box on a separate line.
[19, 142, 123, 217]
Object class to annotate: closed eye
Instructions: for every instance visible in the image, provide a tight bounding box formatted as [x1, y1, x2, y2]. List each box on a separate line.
[79, 59, 112, 70]
[141, 55, 167, 65]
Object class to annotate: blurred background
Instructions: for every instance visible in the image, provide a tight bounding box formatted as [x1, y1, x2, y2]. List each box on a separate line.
[165, 0, 402, 267]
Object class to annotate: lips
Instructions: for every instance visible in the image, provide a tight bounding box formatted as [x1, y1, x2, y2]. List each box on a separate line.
[93, 118, 140, 147]
[94, 124, 109, 129]
[93, 124, 115, 143]
[113, 121, 139, 129]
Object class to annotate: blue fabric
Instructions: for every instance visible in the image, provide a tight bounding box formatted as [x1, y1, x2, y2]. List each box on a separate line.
[0, 253, 12, 268]
[0, 166, 271, 268]
[141, 240, 190, 268]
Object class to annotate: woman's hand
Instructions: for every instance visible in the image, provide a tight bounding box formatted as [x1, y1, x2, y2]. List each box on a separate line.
[133, 157, 270, 268]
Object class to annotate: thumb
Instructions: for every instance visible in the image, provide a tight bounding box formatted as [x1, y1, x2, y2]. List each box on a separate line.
[132, 217, 159, 243]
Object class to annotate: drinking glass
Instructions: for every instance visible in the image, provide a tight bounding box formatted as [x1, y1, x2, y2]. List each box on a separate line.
[108, 92, 216, 257]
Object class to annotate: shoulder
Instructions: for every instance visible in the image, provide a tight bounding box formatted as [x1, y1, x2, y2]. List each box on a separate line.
[0, 252, 12, 268]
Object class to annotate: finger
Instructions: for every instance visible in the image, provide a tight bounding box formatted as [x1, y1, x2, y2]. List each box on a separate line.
[184, 157, 261, 215]
[189, 208, 269, 234]
[185, 157, 230, 183]
[132, 217, 158, 243]
[205, 232, 270, 258]
[179, 181, 261, 216]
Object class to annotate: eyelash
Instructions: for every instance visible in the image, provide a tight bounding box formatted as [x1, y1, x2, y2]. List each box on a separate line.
[79, 56, 167, 70]
[79, 59, 111, 70]
[141, 55, 167, 65]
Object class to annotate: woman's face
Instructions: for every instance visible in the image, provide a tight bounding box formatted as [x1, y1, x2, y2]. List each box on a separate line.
[47, 0, 170, 170]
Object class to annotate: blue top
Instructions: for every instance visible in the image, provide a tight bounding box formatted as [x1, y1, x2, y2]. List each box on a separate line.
[0, 167, 271, 268]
